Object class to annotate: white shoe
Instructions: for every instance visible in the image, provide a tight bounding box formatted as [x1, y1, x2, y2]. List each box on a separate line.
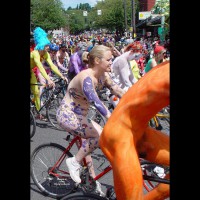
[153, 166, 165, 178]
[95, 181, 105, 197]
[66, 156, 82, 183]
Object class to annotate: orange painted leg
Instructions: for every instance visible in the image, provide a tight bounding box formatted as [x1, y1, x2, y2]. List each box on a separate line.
[100, 129, 145, 200]
[144, 182, 170, 200]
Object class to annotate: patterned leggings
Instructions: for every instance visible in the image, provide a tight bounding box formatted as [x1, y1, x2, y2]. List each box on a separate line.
[56, 103, 103, 159]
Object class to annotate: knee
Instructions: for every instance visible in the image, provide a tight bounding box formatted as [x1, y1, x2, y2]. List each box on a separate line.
[89, 137, 99, 149]
[34, 90, 40, 97]
[156, 183, 170, 199]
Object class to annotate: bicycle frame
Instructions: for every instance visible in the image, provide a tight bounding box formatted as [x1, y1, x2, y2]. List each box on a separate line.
[47, 134, 169, 190]
[30, 82, 65, 114]
[48, 135, 87, 178]
[46, 134, 112, 182]
[30, 83, 53, 112]
[156, 113, 170, 118]
[150, 112, 170, 130]
[30, 91, 53, 114]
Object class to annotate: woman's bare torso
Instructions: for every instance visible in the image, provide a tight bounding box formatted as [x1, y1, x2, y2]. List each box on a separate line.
[61, 69, 107, 116]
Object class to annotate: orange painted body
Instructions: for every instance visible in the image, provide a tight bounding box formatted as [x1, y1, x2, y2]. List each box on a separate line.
[99, 61, 170, 200]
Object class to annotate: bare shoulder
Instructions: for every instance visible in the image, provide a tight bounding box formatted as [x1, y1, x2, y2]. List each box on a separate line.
[75, 69, 93, 83]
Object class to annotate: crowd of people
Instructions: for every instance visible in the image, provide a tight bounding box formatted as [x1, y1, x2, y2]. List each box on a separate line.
[30, 27, 170, 200]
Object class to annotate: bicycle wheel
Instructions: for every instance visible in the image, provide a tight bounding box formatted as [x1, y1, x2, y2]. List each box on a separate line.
[30, 110, 36, 139]
[30, 143, 75, 198]
[61, 192, 107, 200]
[40, 89, 52, 110]
[88, 106, 106, 128]
[149, 116, 163, 130]
[46, 92, 65, 130]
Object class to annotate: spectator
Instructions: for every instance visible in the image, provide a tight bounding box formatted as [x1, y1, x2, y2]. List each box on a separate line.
[144, 45, 166, 74]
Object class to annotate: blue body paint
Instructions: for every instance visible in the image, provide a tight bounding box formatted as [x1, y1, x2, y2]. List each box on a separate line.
[83, 77, 107, 117]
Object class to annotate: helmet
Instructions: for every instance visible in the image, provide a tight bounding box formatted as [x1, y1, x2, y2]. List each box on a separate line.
[49, 43, 59, 51]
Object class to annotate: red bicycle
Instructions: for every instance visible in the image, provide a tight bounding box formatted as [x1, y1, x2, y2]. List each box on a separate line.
[30, 133, 169, 199]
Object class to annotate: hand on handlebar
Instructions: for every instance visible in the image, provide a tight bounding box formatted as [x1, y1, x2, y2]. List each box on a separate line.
[61, 76, 68, 84]
[47, 79, 55, 88]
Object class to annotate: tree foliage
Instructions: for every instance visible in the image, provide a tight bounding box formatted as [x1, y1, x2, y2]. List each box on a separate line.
[31, 0, 169, 35]
[31, 0, 66, 31]
[152, 0, 170, 27]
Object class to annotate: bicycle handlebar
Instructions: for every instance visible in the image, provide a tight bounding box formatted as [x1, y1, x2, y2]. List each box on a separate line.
[30, 83, 47, 87]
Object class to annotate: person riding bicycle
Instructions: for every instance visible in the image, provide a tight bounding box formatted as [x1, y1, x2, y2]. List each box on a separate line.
[99, 61, 170, 200]
[111, 41, 143, 92]
[55, 43, 70, 73]
[34, 43, 66, 109]
[56, 45, 125, 195]
[67, 42, 88, 81]
[30, 27, 67, 120]
[144, 45, 166, 74]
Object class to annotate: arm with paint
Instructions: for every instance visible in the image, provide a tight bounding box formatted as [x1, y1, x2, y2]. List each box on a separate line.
[45, 52, 65, 78]
[82, 76, 111, 119]
[104, 72, 126, 98]
[71, 53, 81, 74]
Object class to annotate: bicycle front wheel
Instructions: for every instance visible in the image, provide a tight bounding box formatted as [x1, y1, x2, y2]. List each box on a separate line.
[30, 143, 75, 198]
[61, 192, 107, 200]
[46, 93, 65, 130]
[30, 110, 36, 139]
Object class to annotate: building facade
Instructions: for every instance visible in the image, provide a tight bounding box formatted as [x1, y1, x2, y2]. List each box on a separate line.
[139, 0, 156, 11]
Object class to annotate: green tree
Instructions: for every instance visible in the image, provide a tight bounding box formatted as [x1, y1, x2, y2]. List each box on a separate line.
[152, 0, 170, 41]
[31, 0, 66, 31]
[152, 0, 170, 28]
[65, 10, 88, 34]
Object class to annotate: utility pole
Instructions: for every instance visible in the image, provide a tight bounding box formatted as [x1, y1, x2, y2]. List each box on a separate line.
[123, 0, 127, 34]
[131, 0, 136, 38]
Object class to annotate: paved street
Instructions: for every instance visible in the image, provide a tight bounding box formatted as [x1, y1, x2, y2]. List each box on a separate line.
[30, 118, 114, 200]
[30, 115, 169, 200]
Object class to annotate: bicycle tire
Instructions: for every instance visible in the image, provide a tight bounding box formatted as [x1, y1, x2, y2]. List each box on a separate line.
[46, 92, 65, 130]
[61, 192, 107, 200]
[88, 106, 106, 128]
[30, 110, 36, 139]
[40, 89, 52, 110]
[30, 143, 75, 198]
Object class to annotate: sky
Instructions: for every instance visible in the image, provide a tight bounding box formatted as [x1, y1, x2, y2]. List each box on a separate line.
[61, 0, 97, 9]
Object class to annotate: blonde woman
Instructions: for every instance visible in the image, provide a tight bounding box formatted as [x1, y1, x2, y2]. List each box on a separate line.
[56, 45, 125, 195]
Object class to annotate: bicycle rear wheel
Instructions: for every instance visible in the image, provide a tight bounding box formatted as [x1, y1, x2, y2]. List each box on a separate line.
[46, 92, 65, 130]
[30, 110, 36, 139]
[61, 192, 107, 200]
[30, 143, 75, 198]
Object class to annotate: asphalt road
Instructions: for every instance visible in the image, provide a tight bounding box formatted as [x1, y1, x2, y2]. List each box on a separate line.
[30, 114, 170, 200]
[30, 117, 115, 200]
